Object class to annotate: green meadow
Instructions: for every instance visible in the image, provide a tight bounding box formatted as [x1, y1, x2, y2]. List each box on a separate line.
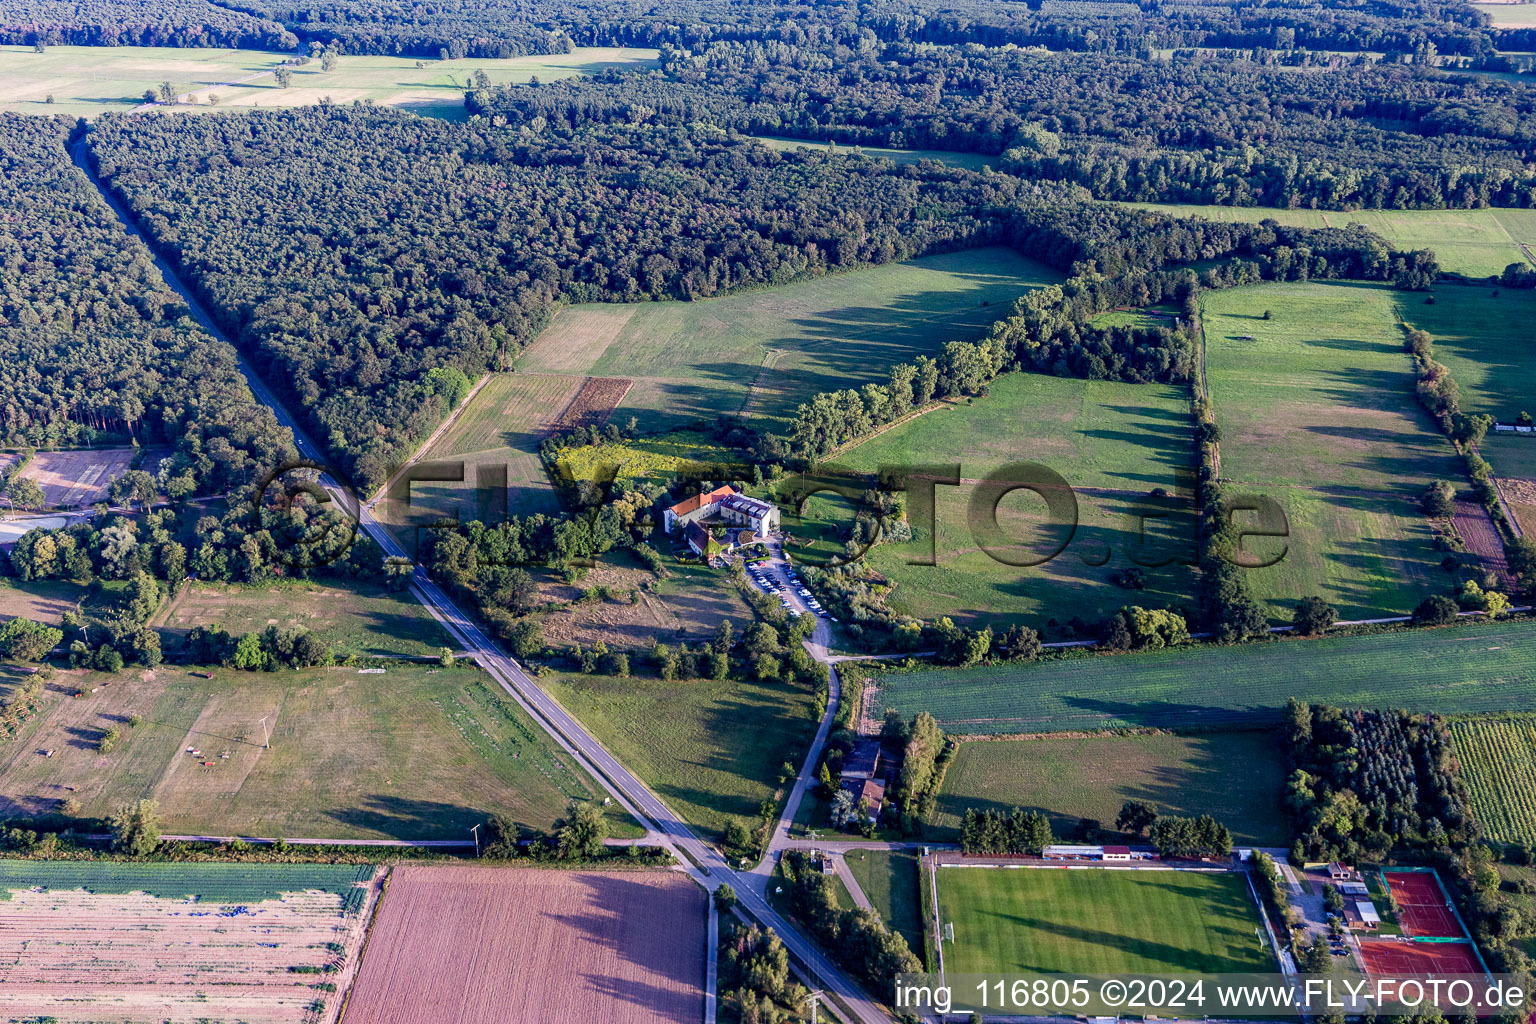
[1201, 281, 1463, 620]
[834, 371, 1197, 630]
[516, 248, 1064, 431]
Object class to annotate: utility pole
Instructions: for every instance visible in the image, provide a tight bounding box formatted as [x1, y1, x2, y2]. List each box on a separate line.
[469, 823, 481, 858]
[258, 715, 271, 749]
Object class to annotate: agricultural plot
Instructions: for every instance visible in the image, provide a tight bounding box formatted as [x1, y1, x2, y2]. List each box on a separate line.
[157, 580, 459, 659]
[516, 247, 1064, 430]
[934, 867, 1272, 975]
[542, 670, 820, 841]
[0, 577, 88, 625]
[1129, 202, 1536, 280]
[346, 865, 705, 1024]
[17, 447, 137, 508]
[835, 371, 1198, 629]
[1401, 285, 1536, 423]
[531, 550, 757, 651]
[0, 663, 633, 840]
[874, 618, 1536, 734]
[552, 430, 730, 490]
[1202, 282, 1463, 620]
[1496, 472, 1536, 536]
[0, 45, 659, 118]
[1449, 717, 1536, 845]
[374, 373, 582, 550]
[1471, 1, 1536, 26]
[930, 732, 1288, 845]
[0, 859, 379, 1024]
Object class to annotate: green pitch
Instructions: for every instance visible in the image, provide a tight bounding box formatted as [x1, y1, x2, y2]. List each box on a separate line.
[936, 867, 1273, 975]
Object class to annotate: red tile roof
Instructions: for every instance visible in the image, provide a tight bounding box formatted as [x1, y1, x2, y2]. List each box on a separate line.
[668, 485, 736, 518]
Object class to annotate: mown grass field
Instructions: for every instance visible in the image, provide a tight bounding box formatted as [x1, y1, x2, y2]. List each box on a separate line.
[874, 618, 1536, 734]
[936, 868, 1272, 975]
[835, 371, 1198, 629]
[1399, 285, 1536, 423]
[1485, 434, 1536, 479]
[844, 848, 924, 952]
[516, 248, 1063, 430]
[0, 663, 634, 839]
[542, 671, 820, 841]
[157, 580, 459, 659]
[1471, 2, 1536, 26]
[1202, 282, 1463, 620]
[930, 732, 1288, 845]
[0, 44, 658, 117]
[1449, 717, 1536, 845]
[1130, 202, 1536, 279]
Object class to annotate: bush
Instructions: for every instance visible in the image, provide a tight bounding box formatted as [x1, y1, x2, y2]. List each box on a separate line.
[1413, 594, 1459, 625]
[1292, 596, 1337, 636]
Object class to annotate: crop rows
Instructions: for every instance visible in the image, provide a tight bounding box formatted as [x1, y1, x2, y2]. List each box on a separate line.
[1449, 718, 1536, 845]
[0, 860, 375, 910]
[875, 621, 1536, 734]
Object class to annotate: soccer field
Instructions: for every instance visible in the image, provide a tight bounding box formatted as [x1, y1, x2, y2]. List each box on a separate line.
[934, 868, 1274, 975]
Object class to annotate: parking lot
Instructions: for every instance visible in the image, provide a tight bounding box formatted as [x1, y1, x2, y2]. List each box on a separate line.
[742, 538, 835, 625]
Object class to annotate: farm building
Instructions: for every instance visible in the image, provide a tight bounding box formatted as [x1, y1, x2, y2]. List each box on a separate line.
[842, 738, 883, 782]
[842, 777, 886, 821]
[663, 485, 738, 534]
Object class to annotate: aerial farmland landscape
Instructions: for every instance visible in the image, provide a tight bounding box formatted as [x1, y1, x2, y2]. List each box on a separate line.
[2, 0, 1536, 1020]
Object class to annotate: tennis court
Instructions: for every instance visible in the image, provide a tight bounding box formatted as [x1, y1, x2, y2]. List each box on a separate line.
[1357, 940, 1483, 976]
[1384, 870, 1463, 939]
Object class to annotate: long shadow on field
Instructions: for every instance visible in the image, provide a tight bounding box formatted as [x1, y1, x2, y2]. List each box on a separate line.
[551, 874, 705, 1007]
[327, 794, 492, 841]
[1058, 695, 1280, 731]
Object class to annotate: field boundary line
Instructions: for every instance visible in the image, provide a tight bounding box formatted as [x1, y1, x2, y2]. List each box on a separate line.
[368, 372, 493, 505]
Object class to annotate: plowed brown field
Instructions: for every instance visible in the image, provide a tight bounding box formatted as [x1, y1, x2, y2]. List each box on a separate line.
[344, 866, 705, 1024]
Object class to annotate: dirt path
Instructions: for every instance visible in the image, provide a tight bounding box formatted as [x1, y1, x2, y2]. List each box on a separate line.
[368, 373, 492, 504]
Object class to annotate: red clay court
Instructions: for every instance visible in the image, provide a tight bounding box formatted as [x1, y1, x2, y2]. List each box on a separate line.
[1385, 870, 1464, 938]
[1358, 940, 1484, 977]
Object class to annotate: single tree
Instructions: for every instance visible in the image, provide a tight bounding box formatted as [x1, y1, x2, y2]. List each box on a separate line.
[1292, 596, 1338, 636]
[274, 67, 292, 89]
[110, 798, 162, 856]
[6, 476, 45, 512]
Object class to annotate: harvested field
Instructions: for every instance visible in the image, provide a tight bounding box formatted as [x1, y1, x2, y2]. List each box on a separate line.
[0, 578, 88, 624]
[345, 866, 705, 1024]
[0, 859, 379, 1024]
[1499, 476, 1536, 537]
[17, 448, 137, 507]
[0, 664, 632, 840]
[533, 550, 757, 650]
[552, 376, 634, 431]
[1453, 501, 1512, 585]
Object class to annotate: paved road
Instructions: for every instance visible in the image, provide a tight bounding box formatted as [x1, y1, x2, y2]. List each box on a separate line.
[72, 143, 894, 1024]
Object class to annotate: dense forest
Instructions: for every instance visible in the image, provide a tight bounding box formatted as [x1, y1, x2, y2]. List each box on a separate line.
[81, 106, 1101, 492]
[0, 115, 295, 496]
[3, 0, 1498, 59]
[472, 41, 1536, 209]
[1284, 701, 1477, 863]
